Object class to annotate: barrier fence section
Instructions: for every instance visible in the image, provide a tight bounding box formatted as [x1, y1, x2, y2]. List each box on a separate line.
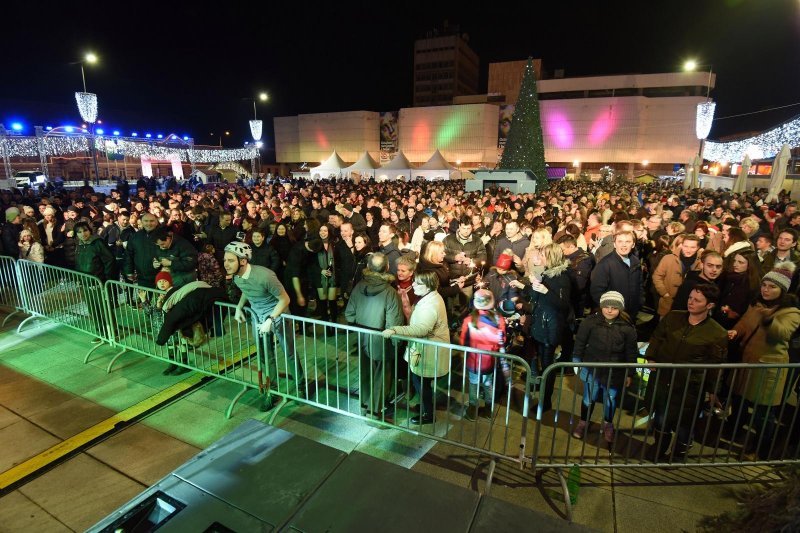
[13, 259, 114, 362]
[103, 280, 265, 416]
[260, 314, 533, 491]
[0, 256, 25, 327]
[530, 361, 800, 520]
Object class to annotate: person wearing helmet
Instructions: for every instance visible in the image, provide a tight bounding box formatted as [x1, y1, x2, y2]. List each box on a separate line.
[224, 241, 305, 403]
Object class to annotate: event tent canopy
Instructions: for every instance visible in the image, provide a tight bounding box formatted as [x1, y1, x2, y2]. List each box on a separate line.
[310, 150, 348, 179]
[377, 151, 414, 181]
[414, 149, 455, 180]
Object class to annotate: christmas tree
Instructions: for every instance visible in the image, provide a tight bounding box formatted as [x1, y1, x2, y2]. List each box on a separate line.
[499, 57, 548, 190]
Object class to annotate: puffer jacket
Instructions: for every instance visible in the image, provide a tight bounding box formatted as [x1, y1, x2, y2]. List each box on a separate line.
[573, 312, 638, 389]
[394, 290, 450, 378]
[731, 302, 800, 406]
[443, 233, 487, 279]
[460, 311, 506, 373]
[524, 261, 572, 346]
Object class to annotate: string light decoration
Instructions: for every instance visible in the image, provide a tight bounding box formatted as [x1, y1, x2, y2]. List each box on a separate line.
[2, 133, 256, 163]
[695, 102, 716, 140]
[498, 57, 548, 190]
[249, 119, 263, 141]
[75, 92, 98, 124]
[704, 114, 800, 163]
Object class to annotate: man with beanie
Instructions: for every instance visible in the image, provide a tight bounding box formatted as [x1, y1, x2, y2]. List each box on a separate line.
[2, 207, 22, 258]
[645, 283, 728, 461]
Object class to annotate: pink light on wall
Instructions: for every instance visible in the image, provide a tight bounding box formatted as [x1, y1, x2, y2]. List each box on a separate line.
[544, 110, 574, 149]
[315, 129, 329, 150]
[411, 121, 431, 152]
[589, 107, 617, 145]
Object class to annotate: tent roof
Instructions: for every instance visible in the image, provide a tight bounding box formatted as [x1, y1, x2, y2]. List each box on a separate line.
[344, 151, 380, 171]
[417, 149, 455, 170]
[380, 151, 413, 169]
[311, 150, 348, 170]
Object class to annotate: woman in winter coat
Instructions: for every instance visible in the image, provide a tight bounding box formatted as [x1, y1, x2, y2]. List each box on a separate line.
[351, 234, 371, 288]
[726, 261, 800, 459]
[417, 240, 464, 315]
[18, 229, 45, 263]
[307, 224, 339, 325]
[571, 291, 638, 442]
[383, 270, 450, 425]
[715, 249, 761, 330]
[511, 243, 572, 413]
[459, 289, 506, 421]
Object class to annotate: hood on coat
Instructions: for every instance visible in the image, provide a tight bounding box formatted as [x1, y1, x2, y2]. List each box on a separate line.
[541, 261, 569, 278]
[77, 235, 101, 246]
[360, 270, 395, 297]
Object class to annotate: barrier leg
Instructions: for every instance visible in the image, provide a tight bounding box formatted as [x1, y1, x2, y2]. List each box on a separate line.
[16, 315, 42, 334]
[225, 385, 252, 419]
[485, 458, 497, 496]
[557, 468, 574, 523]
[105, 348, 130, 373]
[267, 396, 290, 426]
[83, 341, 106, 364]
[1, 310, 21, 328]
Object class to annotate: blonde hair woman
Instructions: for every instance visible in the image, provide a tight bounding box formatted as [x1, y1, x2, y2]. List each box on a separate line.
[519, 227, 553, 277]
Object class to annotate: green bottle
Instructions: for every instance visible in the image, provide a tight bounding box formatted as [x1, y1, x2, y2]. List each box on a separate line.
[567, 464, 581, 505]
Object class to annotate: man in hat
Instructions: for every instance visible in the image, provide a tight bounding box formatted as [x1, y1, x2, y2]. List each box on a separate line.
[339, 203, 366, 233]
[2, 207, 22, 258]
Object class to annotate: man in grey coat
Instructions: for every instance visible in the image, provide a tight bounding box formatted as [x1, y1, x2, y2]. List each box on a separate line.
[345, 252, 404, 419]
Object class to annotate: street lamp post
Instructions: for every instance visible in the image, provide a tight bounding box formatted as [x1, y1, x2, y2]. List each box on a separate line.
[683, 60, 716, 159]
[74, 52, 101, 182]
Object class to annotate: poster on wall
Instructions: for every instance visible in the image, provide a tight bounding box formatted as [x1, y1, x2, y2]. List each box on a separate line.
[498, 105, 515, 149]
[379, 111, 398, 164]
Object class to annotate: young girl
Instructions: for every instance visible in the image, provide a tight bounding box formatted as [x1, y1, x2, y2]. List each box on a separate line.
[571, 291, 638, 442]
[459, 289, 506, 421]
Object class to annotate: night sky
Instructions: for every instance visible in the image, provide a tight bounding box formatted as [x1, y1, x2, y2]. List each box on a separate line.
[2, 0, 798, 159]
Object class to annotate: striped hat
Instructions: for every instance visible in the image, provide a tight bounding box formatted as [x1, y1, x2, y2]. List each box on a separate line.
[763, 261, 796, 293]
[599, 291, 625, 310]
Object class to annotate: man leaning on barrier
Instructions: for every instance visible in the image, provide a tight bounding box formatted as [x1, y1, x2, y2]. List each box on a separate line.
[223, 241, 304, 409]
[344, 252, 405, 420]
[645, 283, 728, 461]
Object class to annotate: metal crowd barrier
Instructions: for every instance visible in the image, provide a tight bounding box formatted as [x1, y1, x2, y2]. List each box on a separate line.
[13, 259, 115, 361]
[260, 314, 533, 493]
[530, 361, 800, 521]
[0, 255, 25, 327]
[103, 280, 265, 417]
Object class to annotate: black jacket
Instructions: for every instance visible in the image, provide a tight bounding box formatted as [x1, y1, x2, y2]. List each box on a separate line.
[1, 222, 21, 259]
[590, 252, 643, 318]
[251, 242, 281, 273]
[123, 228, 161, 287]
[443, 233, 487, 279]
[522, 262, 572, 346]
[334, 239, 357, 292]
[417, 257, 461, 299]
[573, 312, 638, 388]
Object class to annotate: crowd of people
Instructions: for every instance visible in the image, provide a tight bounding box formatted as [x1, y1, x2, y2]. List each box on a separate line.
[1, 175, 799, 459]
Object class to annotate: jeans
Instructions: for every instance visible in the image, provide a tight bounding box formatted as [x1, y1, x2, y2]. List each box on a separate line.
[412, 373, 435, 416]
[468, 368, 495, 406]
[536, 342, 557, 411]
[581, 371, 620, 422]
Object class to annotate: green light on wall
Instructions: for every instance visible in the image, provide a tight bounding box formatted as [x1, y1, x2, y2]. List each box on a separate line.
[436, 113, 465, 147]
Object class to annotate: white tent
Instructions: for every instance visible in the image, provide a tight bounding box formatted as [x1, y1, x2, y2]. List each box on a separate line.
[309, 150, 348, 179]
[766, 144, 792, 202]
[343, 151, 381, 181]
[377, 151, 414, 181]
[413, 149, 456, 180]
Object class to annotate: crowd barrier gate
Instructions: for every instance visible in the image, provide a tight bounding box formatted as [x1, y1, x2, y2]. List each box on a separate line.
[530, 361, 800, 521]
[0, 256, 25, 327]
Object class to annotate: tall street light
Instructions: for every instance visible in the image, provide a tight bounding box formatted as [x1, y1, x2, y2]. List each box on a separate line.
[248, 92, 268, 142]
[74, 52, 100, 181]
[683, 59, 716, 149]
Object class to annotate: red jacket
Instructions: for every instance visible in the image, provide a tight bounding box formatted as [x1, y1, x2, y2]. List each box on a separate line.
[460, 311, 506, 372]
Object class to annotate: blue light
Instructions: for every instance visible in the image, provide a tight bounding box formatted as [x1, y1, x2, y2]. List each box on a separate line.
[157, 134, 163, 139]
[145, 133, 152, 138]
[96, 128, 105, 135]
[183, 136, 189, 141]
[113, 130, 120, 136]
[131, 132, 138, 137]
[10, 123, 23, 131]
[64, 126, 74, 133]
[45, 126, 53, 130]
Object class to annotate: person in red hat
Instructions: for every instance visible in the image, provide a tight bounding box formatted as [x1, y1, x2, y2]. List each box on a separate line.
[482, 250, 524, 306]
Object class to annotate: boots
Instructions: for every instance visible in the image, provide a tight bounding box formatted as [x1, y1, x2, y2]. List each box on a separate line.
[464, 404, 479, 421]
[647, 430, 672, 462]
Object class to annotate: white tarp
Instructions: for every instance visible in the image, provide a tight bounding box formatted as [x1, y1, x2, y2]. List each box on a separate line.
[377, 151, 414, 181]
[413, 149, 455, 180]
[309, 150, 348, 179]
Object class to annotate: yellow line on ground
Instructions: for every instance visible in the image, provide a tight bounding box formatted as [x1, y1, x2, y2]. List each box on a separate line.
[0, 374, 205, 491]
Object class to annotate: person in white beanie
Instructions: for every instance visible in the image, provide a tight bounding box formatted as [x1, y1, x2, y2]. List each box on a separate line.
[571, 291, 638, 442]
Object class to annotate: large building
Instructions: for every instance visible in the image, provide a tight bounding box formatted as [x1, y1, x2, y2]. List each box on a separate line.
[274, 66, 716, 179]
[413, 29, 479, 107]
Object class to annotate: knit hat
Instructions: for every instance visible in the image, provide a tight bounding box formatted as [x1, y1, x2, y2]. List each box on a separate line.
[762, 261, 795, 293]
[473, 289, 495, 311]
[19, 229, 32, 239]
[43, 206, 56, 217]
[496, 253, 513, 270]
[599, 291, 625, 310]
[155, 271, 173, 286]
[5, 207, 20, 222]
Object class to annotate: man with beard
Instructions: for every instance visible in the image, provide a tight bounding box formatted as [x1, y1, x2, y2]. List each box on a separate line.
[123, 213, 161, 288]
